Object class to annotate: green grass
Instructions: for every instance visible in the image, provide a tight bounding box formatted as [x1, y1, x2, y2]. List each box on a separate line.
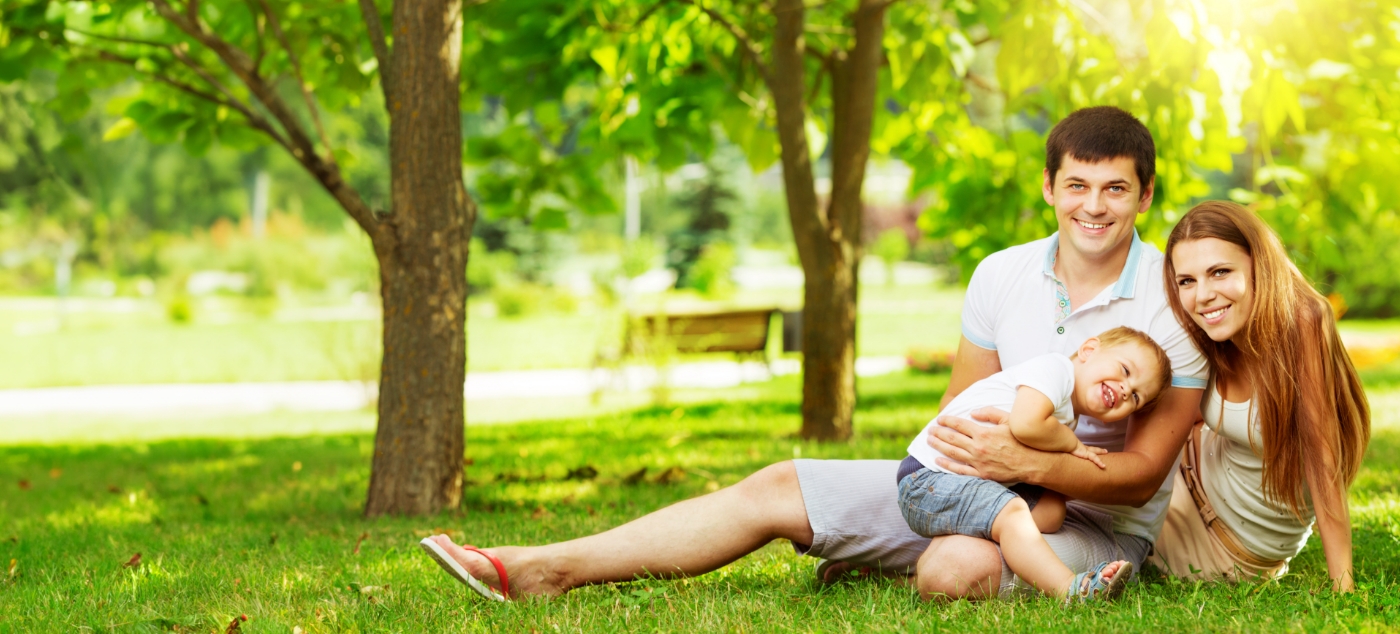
[0, 286, 966, 388]
[3, 371, 1400, 631]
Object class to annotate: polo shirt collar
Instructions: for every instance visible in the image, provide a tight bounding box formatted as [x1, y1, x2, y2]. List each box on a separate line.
[1042, 230, 1144, 300]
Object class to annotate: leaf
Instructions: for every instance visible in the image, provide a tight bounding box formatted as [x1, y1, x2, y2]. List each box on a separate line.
[591, 45, 620, 78]
[182, 124, 213, 156]
[622, 467, 647, 485]
[224, 614, 247, 633]
[653, 466, 686, 484]
[564, 465, 598, 480]
[102, 117, 138, 142]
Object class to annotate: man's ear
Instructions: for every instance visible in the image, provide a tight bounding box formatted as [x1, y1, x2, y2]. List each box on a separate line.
[1137, 176, 1155, 215]
[1042, 168, 1055, 206]
[1077, 337, 1100, 362]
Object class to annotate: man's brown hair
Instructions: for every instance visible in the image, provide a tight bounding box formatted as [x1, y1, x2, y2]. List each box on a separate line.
[1045, 107, 1156, 199]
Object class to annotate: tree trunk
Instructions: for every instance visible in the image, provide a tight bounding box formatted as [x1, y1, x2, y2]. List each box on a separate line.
[364, 0, 473, 516]
[769, 0, 886, 441]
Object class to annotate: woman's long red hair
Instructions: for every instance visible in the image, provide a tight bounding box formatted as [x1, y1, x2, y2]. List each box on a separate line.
[1164, 201, 1370, 517]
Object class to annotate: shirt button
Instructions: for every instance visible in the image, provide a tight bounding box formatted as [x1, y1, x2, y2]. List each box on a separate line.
[1056, 326, 1065, 334]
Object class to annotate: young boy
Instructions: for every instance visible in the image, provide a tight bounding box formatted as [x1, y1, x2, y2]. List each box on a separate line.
[899, 326, 1171, 601]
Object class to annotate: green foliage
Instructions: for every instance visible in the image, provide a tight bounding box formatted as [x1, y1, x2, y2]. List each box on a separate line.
[619, 238, 660, 281]
[466, 237, 519, 295]
[688, 242, 737, 300]
[164, 294, 191, 323]
[665, 164, 735, 289]
[871, 228, 911, 286]
[491, 283, 544, 319]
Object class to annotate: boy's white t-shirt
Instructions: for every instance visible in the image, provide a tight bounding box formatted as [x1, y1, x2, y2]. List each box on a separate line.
[906, 353, 1077, 479]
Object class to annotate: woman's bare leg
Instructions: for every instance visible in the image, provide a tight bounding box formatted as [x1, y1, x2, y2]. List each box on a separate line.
[427, 461, 814, 597]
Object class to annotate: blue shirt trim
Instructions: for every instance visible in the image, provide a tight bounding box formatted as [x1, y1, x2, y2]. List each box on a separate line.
[1110, 231, 1144, 300]
[1042, 230, 1144, 300]
[1171, 376, 1207, 389]
[961, 325, 997, 351]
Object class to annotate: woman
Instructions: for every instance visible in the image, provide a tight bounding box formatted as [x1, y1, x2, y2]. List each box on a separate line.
[1151, 200, 1370, 591]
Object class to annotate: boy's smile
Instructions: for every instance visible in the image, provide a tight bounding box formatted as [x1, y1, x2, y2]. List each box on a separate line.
[1070, 339, 1164, 423]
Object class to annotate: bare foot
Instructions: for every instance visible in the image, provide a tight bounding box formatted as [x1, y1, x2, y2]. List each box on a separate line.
[426, 535, 567, 598]
[428, 535, 506, 594]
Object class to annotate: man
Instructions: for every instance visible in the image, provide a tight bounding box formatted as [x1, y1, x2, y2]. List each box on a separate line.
[422, 106, 1206, 601]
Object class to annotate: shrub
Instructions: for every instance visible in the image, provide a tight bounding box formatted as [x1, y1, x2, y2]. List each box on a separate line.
[688, 243, 736, 299]
[167, 295, 193, 324]
[467, 237, 519, 295]
[871, 228, 910, 286]
[906, 348, 956, 374]
[492, 283, 543, 318]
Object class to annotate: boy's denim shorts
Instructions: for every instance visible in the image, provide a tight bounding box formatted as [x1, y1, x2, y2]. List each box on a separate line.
[897, 467, 1040, 541]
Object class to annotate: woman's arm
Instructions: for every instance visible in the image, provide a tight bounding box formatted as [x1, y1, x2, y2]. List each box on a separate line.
[1296, 303, 1357, 592]
[1308, 470, 1354, 591]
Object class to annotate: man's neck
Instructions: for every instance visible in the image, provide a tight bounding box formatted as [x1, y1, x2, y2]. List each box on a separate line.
[1053, 238, 1133, 310]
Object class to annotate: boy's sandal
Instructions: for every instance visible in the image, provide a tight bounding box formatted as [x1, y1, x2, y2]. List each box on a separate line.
[1066, 560, 1133, 605]
[419, 537, 511, 602]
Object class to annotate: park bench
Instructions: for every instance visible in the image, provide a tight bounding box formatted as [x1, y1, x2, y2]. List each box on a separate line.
[593, 306, 801, 398]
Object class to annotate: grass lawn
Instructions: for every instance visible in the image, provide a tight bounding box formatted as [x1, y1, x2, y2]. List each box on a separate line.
[0, 287, 967, 388]
[3, 371, 1400, 632]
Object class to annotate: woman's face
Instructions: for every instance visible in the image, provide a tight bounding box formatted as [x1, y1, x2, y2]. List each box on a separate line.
[1171, 237, 1255, 342]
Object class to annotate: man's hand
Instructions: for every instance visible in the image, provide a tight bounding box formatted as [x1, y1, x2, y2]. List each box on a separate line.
[1070, 442, 1108, 469]
[927, 407, 1047, 483]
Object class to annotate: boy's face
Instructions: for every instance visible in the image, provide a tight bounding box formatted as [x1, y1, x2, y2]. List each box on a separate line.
[1072, 339, 1164, 423]
[1043, 155, 1154, 263]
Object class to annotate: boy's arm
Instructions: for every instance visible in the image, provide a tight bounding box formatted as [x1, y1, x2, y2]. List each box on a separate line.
[928, 386, 1202, 506]
[1006, 386, 1077, 453]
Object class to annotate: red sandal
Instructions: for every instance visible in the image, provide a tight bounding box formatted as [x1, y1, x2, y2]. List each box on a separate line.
[419, 537, 511, 601]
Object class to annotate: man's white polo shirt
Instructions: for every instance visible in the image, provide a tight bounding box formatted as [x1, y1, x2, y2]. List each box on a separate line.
[959, 230, 1208, 542]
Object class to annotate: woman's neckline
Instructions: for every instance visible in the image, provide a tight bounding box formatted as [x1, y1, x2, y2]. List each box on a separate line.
[1211, 377, 1251, 408]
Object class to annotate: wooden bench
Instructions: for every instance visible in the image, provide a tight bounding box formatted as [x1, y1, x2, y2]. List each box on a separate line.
[626, 308, 777, 358]
[592, 307, 789, 399]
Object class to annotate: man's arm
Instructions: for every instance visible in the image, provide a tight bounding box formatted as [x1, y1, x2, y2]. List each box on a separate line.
[939, 336, 1002, 410]
[929, 385, 1203, 506]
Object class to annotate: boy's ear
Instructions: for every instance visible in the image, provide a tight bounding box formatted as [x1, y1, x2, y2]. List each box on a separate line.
[1077, 337, 1099, 362]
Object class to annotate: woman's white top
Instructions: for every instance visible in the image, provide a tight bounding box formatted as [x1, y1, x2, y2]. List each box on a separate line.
[1198, 380, 1314, 561]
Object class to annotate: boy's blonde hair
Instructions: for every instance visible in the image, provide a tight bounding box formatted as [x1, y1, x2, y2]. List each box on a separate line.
[1093, 326, 1172, 412]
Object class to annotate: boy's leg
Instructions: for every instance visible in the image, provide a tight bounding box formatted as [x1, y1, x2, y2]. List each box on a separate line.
[989, 499, 1075, 597]
[916, 503, 1148, 600]
[1030, 491, 1067, 533]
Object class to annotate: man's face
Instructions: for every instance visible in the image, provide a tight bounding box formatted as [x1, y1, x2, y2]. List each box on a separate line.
[1042, 155, 1154, 262]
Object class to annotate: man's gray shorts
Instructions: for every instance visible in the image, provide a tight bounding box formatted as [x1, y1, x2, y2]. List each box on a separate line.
[792, 459, 1152, 598]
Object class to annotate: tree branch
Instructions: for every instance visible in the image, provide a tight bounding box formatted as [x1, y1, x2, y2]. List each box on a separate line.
[148, 0, 382, 239]
[674, 0, 772, 83]
[87, 49, 293, 154]
[64, 28, 177, 48]
[257, 0, 333, 160]
[357, 0, 392, 104]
